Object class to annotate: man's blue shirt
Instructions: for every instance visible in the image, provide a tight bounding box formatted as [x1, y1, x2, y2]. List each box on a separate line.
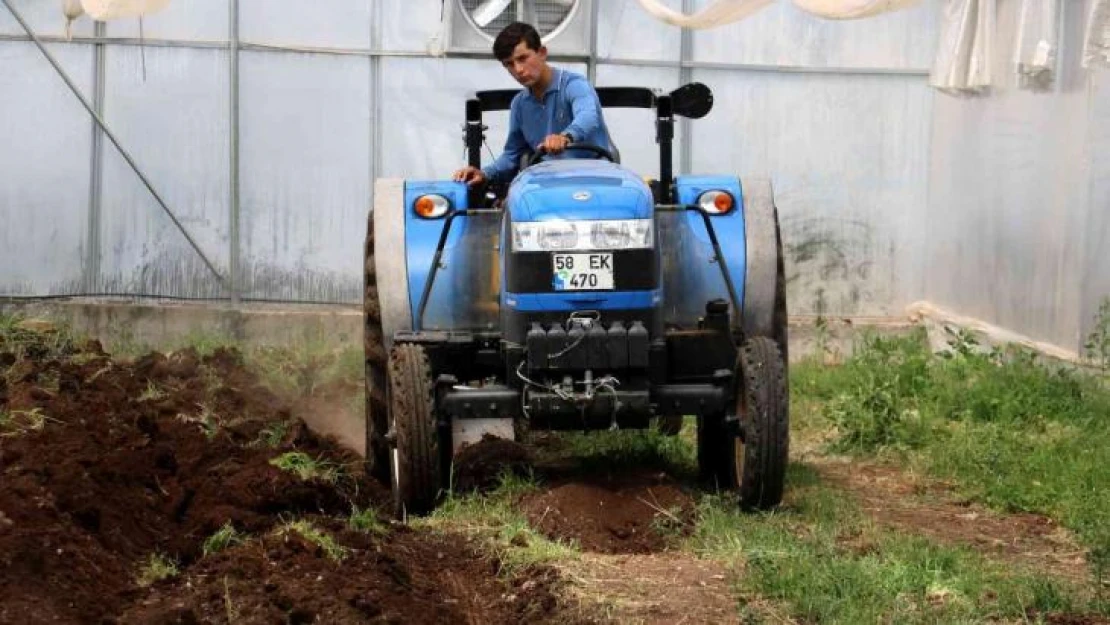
[481, 68, 612, 183]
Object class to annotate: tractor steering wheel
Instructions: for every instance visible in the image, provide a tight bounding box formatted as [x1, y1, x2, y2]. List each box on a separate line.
[524, 143, 616, 168]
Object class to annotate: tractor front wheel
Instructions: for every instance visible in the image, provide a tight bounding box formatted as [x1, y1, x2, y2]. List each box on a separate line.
[387, 343, 442, 519]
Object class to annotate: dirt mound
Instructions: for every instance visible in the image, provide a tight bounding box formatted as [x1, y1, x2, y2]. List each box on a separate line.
[120, 522, 562, 625]
[452, 434, 534, 492]
[520, 472, 695, 554]
[0, 333, 562, 624]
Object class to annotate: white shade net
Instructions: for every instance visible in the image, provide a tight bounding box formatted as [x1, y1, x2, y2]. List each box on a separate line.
[633, 0, 921, 28]
[1013, 0, 1060, 91]
[928, 0, 994, 95]
[60, 0, 170, 27]
[1086, 0, 1110, 68]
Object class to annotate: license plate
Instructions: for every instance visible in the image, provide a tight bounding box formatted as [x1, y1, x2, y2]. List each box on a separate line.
[552, 253, 614, 291]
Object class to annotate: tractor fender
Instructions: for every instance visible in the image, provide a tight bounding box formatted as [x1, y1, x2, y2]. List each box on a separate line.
[739, 177, 783, 342]
[372, 178, 413, 350]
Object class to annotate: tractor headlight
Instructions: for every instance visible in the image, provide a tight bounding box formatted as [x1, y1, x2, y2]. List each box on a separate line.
[413, 194, 451, 219]
[697, 190, 735, 215]
[512, 219, 653, 252]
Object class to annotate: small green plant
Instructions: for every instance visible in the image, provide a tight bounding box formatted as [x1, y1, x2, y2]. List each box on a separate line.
[277, 520, 348, 562]
[421, 471, 577, 577]
[0, 407, 53, 437]
[253, 421, 289, 448]
[202, 522, 245, 556]
[348, 505, 387, 535]
[177, 404, 219, 439]
[138, 381, 166, 402]
[1085, 297, 1110, 369]
[136, 553, 179, 587]
[269, 451, 341, 483]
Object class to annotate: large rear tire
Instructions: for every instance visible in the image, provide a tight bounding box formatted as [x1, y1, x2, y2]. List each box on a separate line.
[388, 343, 442, 519]
[364, 211, 390, 482]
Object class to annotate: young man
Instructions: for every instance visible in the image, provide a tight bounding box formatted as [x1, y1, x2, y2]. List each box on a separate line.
[453, 22, 613, 187]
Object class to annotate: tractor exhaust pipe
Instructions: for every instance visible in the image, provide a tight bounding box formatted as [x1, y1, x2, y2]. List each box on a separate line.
[655, 94, 675, 204]
[465, 98, 484, 170]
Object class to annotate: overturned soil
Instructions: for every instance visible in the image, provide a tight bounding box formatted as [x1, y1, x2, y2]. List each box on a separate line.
[0, 330, 562, 625]
[520, 472, 696, 554]
[452, 434, 534, 493]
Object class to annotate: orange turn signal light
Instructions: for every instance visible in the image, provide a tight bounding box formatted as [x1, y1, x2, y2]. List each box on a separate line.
[697, 190, 735, 215]
[413, 194, 450, 219]
[713, 193, 734, 213]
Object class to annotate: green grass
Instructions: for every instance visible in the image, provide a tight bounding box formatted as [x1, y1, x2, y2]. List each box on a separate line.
[0, 312, 83, 362]
[348, 505, 388, 535]
[135, 553, 179, 587]
[417, 471, 579, 576]
[269, 451, 342, 483]
[537, 420, 698, 478]
[202, 522, 245, 556]
[687, 466, 1097, 624]
[0, 407, 54, 437]
[794, 327, 1110, 577]
[276, 519, 348, 562]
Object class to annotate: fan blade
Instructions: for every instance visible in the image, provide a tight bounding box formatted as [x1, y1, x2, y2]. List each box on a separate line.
[473, 0, 514, 26]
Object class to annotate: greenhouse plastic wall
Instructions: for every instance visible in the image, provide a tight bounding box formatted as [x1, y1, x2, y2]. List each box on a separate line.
[925, 0, 1110, 354]
[0, 0, 941, 316]
[10, 0, 1104, 356]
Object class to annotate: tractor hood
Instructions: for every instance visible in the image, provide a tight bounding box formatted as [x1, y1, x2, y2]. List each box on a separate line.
[507, 160, 654, 222]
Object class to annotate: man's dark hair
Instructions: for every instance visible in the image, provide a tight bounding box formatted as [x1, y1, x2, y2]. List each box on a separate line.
[493, 22, 542, 61]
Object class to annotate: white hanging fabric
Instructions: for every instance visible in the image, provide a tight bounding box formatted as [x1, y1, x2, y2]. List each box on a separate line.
[1085, 0, 1110, 68]
[79, 0, 171, 21]
[1013, 0, 1060, 90]
[633, 0, 919, 28]
[929, 0, 995, 95]
[633, 0, 776, 29]
[790, 0, 921, 20]
[62, 0, 84, 39]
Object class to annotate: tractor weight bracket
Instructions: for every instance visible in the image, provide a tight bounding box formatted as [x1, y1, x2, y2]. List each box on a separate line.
[655, 204, 743, 324]
[415, 208, 503, 334]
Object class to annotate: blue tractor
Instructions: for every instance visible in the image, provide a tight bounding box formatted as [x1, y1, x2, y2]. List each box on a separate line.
[364, 83, 789, 518]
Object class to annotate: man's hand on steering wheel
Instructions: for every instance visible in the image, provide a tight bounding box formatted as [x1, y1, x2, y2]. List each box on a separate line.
[538, 133, 573, 155]
[525, 140, 615, 168]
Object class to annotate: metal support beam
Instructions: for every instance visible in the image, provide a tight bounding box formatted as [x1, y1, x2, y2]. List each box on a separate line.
[1, 0, 229, 291]
[84, 20, 106, 292]
[229, 0, 241, 303]
[0, 32, 932, 77]
[679, 0, 693, 176]
[587, 0, 600, 83]
[370, 0, 383, 189]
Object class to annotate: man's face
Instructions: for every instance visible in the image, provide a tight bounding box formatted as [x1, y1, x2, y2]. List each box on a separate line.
[501, 41, 547, 88]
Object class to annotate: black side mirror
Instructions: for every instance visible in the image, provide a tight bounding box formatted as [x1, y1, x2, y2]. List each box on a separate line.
[670, 82, 714, 119]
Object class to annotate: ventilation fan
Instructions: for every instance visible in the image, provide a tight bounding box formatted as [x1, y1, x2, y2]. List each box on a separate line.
[436, 0, 591, 56]
[460, 0, 581, 41]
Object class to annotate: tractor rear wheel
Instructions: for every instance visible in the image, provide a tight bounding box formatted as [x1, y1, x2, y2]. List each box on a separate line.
[728, 337, 789, 510]
[364, 210, 390, 482]
[388, 343, 442, 518]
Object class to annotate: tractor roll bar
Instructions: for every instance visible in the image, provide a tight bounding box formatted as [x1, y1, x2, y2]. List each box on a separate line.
[465, 83, 712, 204]
[474, 87, 658, 112]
